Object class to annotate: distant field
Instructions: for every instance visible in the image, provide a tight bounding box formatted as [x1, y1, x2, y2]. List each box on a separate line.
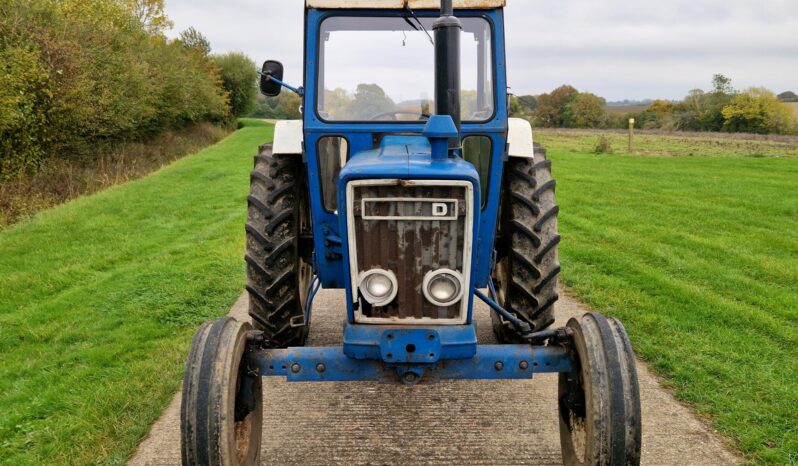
[605, 104, 650, 114]
[790, 102, 798, 118]
[535, 128, 798, 158]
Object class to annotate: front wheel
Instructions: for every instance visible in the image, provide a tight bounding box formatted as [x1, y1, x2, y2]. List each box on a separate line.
[558, 313, 642, 466]
[181, 317, 263, 466]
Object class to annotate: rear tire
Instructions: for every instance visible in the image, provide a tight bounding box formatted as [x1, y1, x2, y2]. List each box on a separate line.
[245, 145, 313, 348]
[492, 144, 561, 342]
[181, 317, 263, 466]
[558, 313, 642, 466]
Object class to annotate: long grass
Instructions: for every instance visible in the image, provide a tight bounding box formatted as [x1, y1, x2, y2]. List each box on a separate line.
[0, 120, 272, 465]
[0, 123, 230, 230]
[536, 128, 798, 158]
[549, 149, 798, 464]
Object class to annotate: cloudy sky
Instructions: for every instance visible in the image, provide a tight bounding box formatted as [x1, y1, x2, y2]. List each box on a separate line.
[164, 0, 798, 101]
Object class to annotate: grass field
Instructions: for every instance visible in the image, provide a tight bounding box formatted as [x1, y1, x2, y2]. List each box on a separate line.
[536, 128, 798, 158]
[1, 122, 796, 464]
[0, 120, 273, 465]
[549, 146, 798, 464]
[790, 102, 798, 119]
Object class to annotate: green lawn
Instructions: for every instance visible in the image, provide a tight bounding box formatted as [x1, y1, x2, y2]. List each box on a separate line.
[0, 120, 273, 465]
[2, 121, 796, 464]
[550, 150, 798, 464]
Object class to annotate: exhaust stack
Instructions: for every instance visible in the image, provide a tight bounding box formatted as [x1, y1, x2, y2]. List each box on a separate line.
[433, 0, 462, 149]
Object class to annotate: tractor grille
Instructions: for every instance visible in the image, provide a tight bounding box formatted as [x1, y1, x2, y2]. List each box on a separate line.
[347, 179, 473, 324]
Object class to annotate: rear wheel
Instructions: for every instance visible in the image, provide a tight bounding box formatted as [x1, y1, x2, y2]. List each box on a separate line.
[245, 145, 313, 348]
[492, 144, 561, 342]
[558, 313, 642, 466]
[181, 317, 263, 466]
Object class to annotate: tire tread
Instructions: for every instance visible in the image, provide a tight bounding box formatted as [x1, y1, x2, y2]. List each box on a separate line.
[492, 144, 561, 341]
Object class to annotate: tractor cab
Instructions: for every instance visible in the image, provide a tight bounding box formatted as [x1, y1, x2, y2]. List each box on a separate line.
[180, 2, 643, 465]
[261, 0, 515, 328]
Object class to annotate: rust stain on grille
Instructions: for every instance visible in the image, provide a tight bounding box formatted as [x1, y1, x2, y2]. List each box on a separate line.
[352, 183, 468, 320]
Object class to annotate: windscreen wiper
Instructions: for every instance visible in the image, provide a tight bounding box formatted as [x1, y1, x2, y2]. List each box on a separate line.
[403, 5, 434, 45]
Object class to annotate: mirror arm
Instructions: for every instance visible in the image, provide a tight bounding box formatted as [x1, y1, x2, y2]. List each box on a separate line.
[258, 71, 304, 96]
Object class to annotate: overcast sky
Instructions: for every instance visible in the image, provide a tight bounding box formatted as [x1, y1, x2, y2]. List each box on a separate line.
[164, 0, 798, 101]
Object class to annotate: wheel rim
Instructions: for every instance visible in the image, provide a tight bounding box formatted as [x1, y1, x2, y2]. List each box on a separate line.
[561, 369, 588, 464]
[234, 413, 254, 463]
[232, 348, 261, 463]
[233, 372, 251, 463]
[568, 412, 587, 464]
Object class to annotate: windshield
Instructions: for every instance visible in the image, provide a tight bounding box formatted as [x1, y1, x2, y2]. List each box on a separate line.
[317, 15, 494, 122]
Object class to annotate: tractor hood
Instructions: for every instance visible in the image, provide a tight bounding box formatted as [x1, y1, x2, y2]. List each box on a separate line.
[338, 135, 481, 187]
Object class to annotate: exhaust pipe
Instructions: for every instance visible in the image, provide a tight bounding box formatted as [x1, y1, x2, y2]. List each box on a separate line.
[434, 0, 462, 149]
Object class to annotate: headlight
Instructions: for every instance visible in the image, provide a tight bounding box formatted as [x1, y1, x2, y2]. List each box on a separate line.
[422, 269, 464, 307]
[358, 269, 398, 306]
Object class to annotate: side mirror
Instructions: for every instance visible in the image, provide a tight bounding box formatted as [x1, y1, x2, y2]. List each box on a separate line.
[260, 60, 284, 97]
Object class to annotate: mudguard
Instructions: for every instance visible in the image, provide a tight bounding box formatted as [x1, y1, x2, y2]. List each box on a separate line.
[507, 117, 535, 158]
[272, 120, 303, 155]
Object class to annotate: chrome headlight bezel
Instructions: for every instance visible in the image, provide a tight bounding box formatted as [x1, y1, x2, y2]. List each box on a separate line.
[422, 268, 465, 307]
[358, 268, 398, 307]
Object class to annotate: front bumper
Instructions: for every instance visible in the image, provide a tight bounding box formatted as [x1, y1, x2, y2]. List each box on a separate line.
[248, 322, 572, 384]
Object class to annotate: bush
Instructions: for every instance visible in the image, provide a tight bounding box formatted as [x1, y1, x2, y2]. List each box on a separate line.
[566, 93, 607, 128]
[593, 135, 613, 154]
[250, 92, 303, 119]
[777, 91, 798, 103]
[722, 88, 795, 135]
[0, 0, 228, 179]
[213, 52, 258, 118]
[533, 86, 609, 129]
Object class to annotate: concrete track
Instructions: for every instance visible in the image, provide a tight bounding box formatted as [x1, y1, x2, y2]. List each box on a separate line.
[129, 290, 742, 465]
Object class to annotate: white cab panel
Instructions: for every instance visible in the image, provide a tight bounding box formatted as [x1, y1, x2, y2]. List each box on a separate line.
[507, 117, 535, 159]
[272, 120, 303, 155]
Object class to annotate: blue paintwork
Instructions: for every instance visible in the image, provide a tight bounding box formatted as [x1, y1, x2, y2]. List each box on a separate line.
[248, 6, 578, 386]
[301, 7, 508, 296]
[422, 115, 459, 139]
[259, 72, 304, 96]
[253, 344, 572, 383]
[337, 138, 482, 323]
[423, 115, 459, 159]
[342, 322, 478, 362]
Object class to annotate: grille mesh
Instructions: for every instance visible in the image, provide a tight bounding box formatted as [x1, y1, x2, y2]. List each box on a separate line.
[350, 181, 470, 321]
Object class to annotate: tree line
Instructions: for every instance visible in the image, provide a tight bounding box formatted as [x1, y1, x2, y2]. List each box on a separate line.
[0, 0, 258, 180]
[511, 75, 797, 135]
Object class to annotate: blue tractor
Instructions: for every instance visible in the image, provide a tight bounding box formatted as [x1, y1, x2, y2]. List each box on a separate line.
[180, 1, 642, 464]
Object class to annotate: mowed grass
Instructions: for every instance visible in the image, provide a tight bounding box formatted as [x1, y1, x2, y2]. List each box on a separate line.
[0, 120, 272, 465]
[2, 118, 796, 464]
[548, 149, 798, 463]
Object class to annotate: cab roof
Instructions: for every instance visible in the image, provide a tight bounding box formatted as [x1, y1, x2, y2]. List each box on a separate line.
[306, 0, 505, 9]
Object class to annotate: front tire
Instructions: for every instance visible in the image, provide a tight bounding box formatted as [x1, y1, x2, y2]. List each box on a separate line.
[492, 144, 561, 342]
[181, 317, 263, 466]
[558, 313, 642, 466]
[245, 145, 313, 348]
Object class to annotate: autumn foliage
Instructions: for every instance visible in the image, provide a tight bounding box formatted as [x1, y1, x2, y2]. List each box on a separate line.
[516, 75, 796, 135]
[0, 0, 230, 179]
